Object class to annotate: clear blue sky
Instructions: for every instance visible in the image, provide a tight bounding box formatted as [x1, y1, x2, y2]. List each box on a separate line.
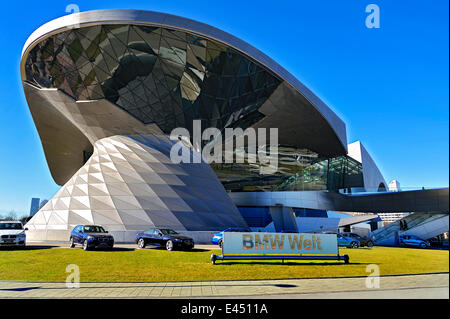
[0, 0, 448, 216]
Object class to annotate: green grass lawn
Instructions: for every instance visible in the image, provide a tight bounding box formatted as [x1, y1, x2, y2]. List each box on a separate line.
[0, 246, 447, 282]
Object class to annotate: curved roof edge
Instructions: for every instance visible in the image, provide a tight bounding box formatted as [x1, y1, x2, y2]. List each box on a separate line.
[21, 9, 347, 154]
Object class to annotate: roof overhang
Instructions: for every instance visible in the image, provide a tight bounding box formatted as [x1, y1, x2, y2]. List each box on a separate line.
[21, 9, 348, 185]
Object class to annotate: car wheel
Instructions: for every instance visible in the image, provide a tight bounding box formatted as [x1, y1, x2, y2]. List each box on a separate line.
[420, 242, 427, 249]
[137, 238, 146, 249]
[82, 239, 90, 251]
[69, 237, 75, 248]
[166, 240, 174, 251]
[218, 239, 223, 248]
[367, 241, 374, 248]
[350, 241, 359, 248]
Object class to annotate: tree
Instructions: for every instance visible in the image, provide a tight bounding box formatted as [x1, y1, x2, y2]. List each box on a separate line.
[2, 210, 17, 221]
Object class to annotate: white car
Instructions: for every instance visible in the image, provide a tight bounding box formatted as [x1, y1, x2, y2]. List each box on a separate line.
[0, 221, 27, 247]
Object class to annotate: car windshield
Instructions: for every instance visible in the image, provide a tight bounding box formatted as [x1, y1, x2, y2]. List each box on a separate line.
[83, 226, 106, 233]
[160, 229, 178, 235]
[0, 223, 23, 230]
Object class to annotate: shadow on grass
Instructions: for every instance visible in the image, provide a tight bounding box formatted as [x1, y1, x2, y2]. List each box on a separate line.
[214, 261, 371, 266]
[0, 245, 59, 251]
[140, 246, 210, 252]
[183, 248, 210, 253]
[64, 247, 136, 252]
[96, 247, 135, 252]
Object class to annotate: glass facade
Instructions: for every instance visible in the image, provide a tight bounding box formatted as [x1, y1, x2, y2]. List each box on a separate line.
[237, 207, 272, 228]
[25, 24, 281, 135]
[212, 146, 364, 192]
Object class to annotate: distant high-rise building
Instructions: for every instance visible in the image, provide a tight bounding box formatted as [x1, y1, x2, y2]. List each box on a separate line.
[29, 198, 40, 217]
[378, 212, 411, 225]
[389, 180, 401, 192]
[39, 199, 48, 210]
[379, 180, 408, 224]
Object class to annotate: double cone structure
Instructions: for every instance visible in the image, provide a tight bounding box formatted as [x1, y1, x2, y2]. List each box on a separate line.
[27, 135, 247, 242]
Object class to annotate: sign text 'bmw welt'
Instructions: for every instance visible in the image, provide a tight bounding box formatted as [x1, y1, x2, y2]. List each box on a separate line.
[222, 232, 338, 255]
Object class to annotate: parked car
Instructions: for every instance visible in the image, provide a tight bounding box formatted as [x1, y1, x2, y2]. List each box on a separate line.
[211, 228, 251, 248]
[337, 233, 360, 248]
[0, 221, 27, 248]
[342, 232, 374, 247]
[69, 225, 114, 250]
[429, 236, 449, 248]
[135, 228, 194, 251]
[399, 235, 430, 248]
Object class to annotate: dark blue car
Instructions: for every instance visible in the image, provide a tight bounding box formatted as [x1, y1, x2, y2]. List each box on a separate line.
[135, 228, 194, 251]
[211, 228, 251, 248]
[69, 225, 114, 250]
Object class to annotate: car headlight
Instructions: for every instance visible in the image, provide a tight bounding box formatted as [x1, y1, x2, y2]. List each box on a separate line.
[87, 236, 95, 241]
[17, 232, 26, 237]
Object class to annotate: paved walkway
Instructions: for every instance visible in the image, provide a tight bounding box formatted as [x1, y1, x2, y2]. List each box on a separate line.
[0, 273, 447, 299]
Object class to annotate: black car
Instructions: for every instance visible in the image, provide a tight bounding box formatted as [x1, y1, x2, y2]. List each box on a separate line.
[342, 232, 374, 247]
[135, 228, 194, 251]
[69, 225, 114, 250]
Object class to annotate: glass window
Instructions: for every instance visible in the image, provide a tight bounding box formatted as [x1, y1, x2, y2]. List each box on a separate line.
[160, 229, 178, 235]
[0, 223, 23, 230]
[83, 225, 106, 233]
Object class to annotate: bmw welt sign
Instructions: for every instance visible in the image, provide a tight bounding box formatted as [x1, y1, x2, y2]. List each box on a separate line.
[222, 232, 338, 255]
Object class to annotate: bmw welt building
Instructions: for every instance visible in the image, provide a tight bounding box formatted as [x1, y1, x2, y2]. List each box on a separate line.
[22, 9, 448, 243]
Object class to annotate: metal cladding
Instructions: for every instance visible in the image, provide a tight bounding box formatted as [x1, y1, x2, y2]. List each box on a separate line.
[26, 135, 247, 241]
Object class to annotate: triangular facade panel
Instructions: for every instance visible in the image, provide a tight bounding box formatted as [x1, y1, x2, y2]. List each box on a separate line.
[25, 134, 248, 241]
